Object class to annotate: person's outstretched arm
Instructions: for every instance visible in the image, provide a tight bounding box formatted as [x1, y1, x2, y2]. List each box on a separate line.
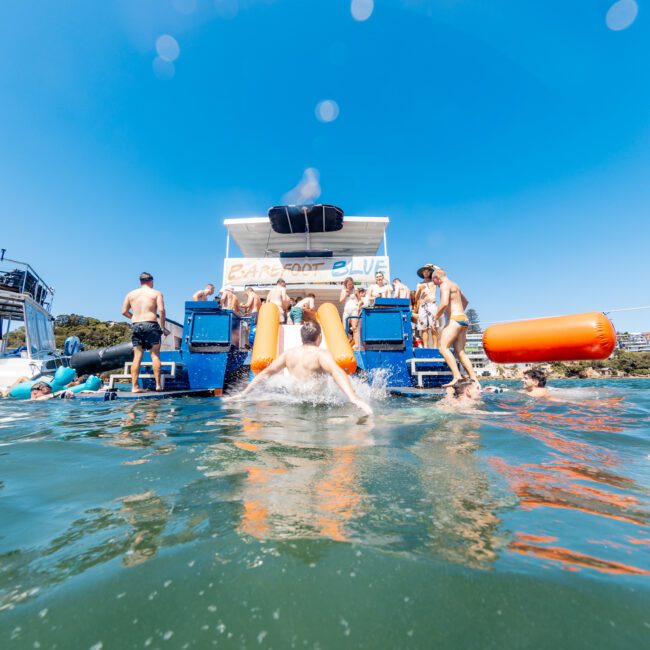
[230, 353, 287, 399]
[319, 353, 373, 416]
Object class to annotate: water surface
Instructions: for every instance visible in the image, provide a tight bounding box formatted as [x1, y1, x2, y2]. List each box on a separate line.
[1, 379, 649, 648]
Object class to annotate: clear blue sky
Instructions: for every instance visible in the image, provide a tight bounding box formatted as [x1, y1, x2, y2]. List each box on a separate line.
[1, 0, 648, 331]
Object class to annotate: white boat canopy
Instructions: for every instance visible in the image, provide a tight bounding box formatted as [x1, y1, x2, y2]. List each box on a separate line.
[224, 216, 389, 258]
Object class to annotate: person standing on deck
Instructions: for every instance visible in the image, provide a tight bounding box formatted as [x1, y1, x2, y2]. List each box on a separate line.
[414, 264, 440, 349]
[121, 272, 169, 393]
[368, 271, 393, 302]
[267, 278, 291, 323]
[432, 268, 478, 387]
[392, 278, 410, 300]
[243, 286, 262, 323]
[192, 283, 215, 301]
[220, 285, 241, 315]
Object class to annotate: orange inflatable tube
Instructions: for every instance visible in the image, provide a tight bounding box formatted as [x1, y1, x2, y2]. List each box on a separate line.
[317, 303, 357, 374]
[483, 311, 616, 364]
[250, 302, 280, 374]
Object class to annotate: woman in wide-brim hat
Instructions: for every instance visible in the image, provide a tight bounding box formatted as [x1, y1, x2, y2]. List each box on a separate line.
[417, 263, 438, 279]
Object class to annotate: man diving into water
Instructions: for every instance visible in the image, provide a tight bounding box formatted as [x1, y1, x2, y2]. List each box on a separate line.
[432, 268, 479, 387]
[227, 321, 373, 416]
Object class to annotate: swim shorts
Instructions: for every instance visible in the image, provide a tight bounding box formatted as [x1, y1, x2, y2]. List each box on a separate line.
[451, 313, 469, 329]
[290, 307, 303, 324]
[417, 302, 438, 331]
[131, 321, 163, 350]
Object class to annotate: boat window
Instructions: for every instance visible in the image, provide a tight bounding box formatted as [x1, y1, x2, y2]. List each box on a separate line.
[25, 303, 55, 353]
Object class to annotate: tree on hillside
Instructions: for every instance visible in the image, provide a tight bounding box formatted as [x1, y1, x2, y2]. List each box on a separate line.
[466, 308, 481, 334]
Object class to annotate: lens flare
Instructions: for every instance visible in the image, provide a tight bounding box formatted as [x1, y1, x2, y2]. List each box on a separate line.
[152, 57, 175, 81]
[156, 34, 180, 62]
[351, 0, 374, 22]
[606, 0, 638, 31]
[315, 100, 340, 123]
[283, 168, 322, 204]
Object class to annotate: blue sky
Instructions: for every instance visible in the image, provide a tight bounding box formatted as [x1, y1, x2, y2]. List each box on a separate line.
[1, 0, 648, 331]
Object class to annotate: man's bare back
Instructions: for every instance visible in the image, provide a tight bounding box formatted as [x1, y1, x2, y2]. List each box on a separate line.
[123, 286, 163, 323]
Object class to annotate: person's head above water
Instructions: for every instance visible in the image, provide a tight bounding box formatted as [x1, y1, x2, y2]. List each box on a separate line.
[451, 378, 480, 400]
[300, 321, 322, 346]
[139, 272, 154, 286]
[30, 382, 52, 400]
[523, 368, 547, 389]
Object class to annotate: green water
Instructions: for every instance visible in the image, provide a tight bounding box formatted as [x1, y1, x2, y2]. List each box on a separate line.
[1, 380, 649, 649]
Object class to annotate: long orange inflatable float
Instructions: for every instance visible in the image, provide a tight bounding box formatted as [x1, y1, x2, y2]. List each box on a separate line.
[250, 302, 280, 374]
[483, 311, 616, 364]
[317, 303, 357, 374]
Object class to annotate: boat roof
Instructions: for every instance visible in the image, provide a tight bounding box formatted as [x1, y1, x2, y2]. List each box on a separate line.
[224, 216, 389, 257]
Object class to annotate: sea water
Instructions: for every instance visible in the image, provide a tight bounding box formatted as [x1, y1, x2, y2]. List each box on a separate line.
[0, 379, 648, 649]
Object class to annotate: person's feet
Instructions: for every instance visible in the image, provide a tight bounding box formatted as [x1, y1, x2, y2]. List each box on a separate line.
[131, 386, 146, 393]
[442, 376, 463, 388]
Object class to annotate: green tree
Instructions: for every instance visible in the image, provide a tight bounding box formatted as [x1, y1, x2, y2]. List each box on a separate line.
[466, 308, 481, 334]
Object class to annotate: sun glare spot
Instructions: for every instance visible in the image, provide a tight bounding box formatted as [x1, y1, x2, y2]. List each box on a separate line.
[152, 57, 175, 81]
[215, 0, 239, 20]
[606, 0, 638, 31]
[156, 35, 180, 62]
[315, 100, 340, 123]
[351, 0, 374, 22]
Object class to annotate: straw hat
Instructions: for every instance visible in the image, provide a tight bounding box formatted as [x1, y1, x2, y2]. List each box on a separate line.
[417, 263, 438, 278]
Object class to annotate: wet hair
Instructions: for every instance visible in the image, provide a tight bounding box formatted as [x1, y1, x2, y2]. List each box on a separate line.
[524, 368, 547, 387]
[277, 279, 286, 286]
[300, 321, 321, 344]
[452, 379, 474, 399]
[139, 272, 153, 283]
[30, 382, 52, 397]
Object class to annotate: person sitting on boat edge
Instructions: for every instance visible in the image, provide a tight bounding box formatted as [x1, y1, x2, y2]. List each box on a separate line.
[193, 283, 215, 301]
[432, 268, 479, 387]
[225, 321, 373, 416]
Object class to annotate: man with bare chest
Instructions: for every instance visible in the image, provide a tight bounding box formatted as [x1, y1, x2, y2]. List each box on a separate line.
[121, 272, 169, 392]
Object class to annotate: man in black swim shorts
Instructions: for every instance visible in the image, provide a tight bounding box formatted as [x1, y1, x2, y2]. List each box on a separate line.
[121, 272, 169, 392]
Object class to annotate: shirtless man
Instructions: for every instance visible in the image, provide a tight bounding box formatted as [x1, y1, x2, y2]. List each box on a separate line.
[220, 285, 241, 315]
[193, 283, 215, 301]
[392, 277, 410, 300]
[267, 278, 291, 323]
[432, 268, 478, 386]
[121, 272, 169, 393]
[368, 271, 393, 302]
[294, 293, 316, 323]
[228, 321, 373, 416]
[243, 286, 262, 323]
[414, 263, 439, 349]
[521, 368, 550, 398]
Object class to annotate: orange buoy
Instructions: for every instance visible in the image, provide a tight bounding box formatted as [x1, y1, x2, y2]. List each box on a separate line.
[483, 312, 616, 364]
[250, 302, 280, 374]
[317, 303, 357, 374]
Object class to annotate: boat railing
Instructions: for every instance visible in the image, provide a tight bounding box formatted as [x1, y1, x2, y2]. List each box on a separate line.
[0, 251, 55, 312]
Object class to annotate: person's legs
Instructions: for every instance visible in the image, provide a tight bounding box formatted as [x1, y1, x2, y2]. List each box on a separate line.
[439, 321, 463, 386]
[422, 328, 432, 348]
[131, 346, 144, 392]
[150, 343, 162, 391]
[454, 328, 478, 382]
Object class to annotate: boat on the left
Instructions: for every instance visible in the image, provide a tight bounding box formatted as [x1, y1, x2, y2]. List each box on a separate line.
[0, 251, 67, 392]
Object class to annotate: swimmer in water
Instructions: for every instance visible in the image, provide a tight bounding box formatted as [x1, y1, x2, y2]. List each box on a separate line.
[439, 378, 482, 410]
[432, 268, 479, 387]
[521, 368, 550, 398]
[227, 321, 373, 416]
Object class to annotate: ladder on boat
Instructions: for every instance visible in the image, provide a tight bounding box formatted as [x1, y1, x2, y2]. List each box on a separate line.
[407, 357, 453, 388]
[108, 361, 180, 390]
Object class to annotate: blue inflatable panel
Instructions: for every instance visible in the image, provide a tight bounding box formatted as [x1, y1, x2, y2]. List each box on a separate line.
[73, 388, 217, 401]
